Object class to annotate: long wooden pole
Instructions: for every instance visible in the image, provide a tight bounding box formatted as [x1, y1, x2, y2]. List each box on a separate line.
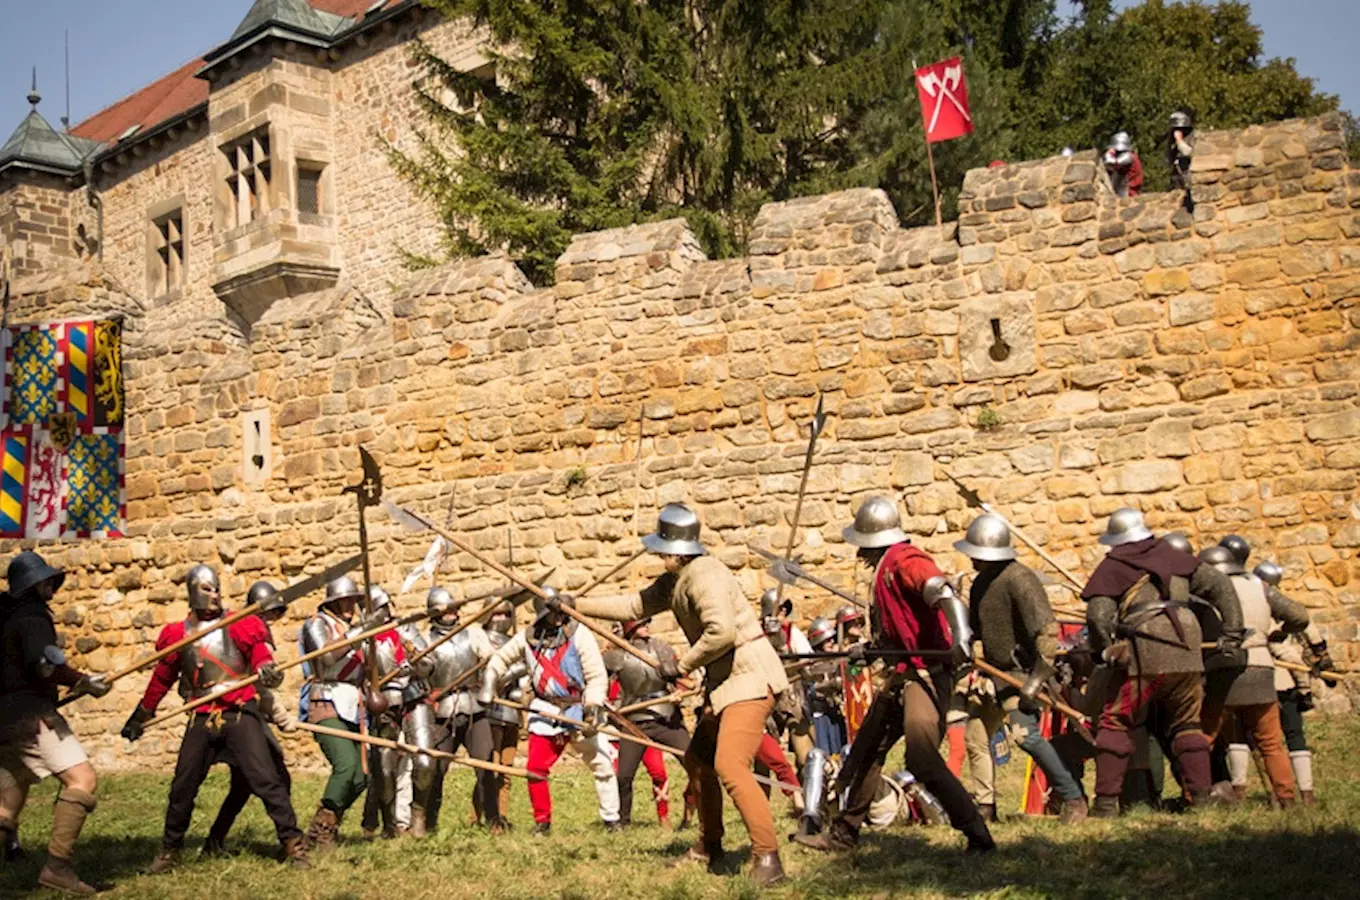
[387, 503, 660, 670]
[973, 658, 1089, 725]
[925, 135, 943, 231]
[1196, 645, 1342, 683]
[613, 688, 700, 717]
[143, 611, 431, 730]
[380, 595, 505, 688]
[294, 721, 537, 780]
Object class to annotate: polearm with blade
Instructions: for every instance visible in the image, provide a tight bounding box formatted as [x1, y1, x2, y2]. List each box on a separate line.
[750, 544, 870, 612]
[345, 447, 385, 702]
[773, 394, 826, 609]
[59, 553, 362, 707]
[384, 500, 662, 670]
[141, 609, 433, 731]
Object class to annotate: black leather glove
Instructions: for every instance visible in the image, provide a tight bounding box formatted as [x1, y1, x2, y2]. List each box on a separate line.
[1310, 641, 1334, 678]
[121, 706, 153, 742]
[257, 663, 284, 689]
[1215, 630, 1248, 667]
[950, 640, 973, 672]
[1296, 690, 1315, 713]
[846, 642, 869, 663]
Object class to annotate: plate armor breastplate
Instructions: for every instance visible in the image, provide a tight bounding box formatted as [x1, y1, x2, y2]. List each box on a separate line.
[428, 626, 482, 718]
[179, 616, 248, 699]
[616, 640, 674, 721]
[301, 613, 365, 705]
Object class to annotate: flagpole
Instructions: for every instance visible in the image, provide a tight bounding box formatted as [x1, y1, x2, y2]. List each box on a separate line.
[925, 134, 943, 231]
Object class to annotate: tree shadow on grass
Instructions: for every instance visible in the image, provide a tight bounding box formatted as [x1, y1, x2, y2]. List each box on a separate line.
[792, 820, 1360, 900]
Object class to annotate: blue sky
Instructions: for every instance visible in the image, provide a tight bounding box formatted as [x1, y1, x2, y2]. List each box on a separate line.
[1, 1, 1357, 139]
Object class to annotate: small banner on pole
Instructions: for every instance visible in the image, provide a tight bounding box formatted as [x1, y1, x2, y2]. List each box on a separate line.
[915, 57, 973, 144]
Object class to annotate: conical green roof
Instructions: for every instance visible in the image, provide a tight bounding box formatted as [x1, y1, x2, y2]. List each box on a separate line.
[229, 0, 351, 43]
[0, 94, 102, 177]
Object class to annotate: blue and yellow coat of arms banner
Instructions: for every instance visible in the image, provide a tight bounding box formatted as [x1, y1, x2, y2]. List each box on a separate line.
[0, 319, 125, 539]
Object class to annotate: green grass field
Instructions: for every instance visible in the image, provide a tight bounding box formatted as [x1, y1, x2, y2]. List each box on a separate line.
[4, 717, 1360, 899]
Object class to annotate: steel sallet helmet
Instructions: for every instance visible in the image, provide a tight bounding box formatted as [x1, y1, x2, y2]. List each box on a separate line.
[953, 513, 1017, 562]
[835, 605, 863, 628]
[369, 585, 392, 616]
[642, 503, 706, 557]
[807, 617, 836, 648]
[532, 585, 561, 617]
[1099, 508, 1153, 547]
[1169, 110, 1192, 130]
[760, 587, 792, 619]
[1253, 560, 1283, 587]
[6, 551, 65, 597]
[1219, 534, 1250, 567]
[1111, 131, 1133, 153]
[487, 600, 514, 635]
[186, 564, 221, 612]
[842, 496, 908, 549]
[247, 580, 284, 614]
[426, 585, 457, 616]
[1198, 545, 1245, 576]
[1161, 532, 1194, 556]
[324, 574, 363, 606]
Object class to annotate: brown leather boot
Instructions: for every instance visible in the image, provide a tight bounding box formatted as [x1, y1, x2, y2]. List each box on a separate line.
[146, 847, 180, 875]
[792, 820, 857, 853]
[200, 834, 230, 858]
[1090, 795, 1120, 818]
[1300, 790, 1317, 806]
[1059, 796, 1089, 825]
[1232, 785, 1247, 803]
[750, 852, 787, 887]
[304, 807, 340, 851]
[409, 806, 428, 839]
[977, 803, 997, 823]
[37, 856, 97, 895]
[0, 817, 22, 862]
[283, 837, 312, 870]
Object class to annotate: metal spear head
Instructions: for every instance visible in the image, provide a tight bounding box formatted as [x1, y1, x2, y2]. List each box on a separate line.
[808, 393, 827, 440]
[944, 470, 984, 508]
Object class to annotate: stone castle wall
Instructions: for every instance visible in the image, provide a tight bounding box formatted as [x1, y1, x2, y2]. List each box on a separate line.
[4, 113, 1358, 771]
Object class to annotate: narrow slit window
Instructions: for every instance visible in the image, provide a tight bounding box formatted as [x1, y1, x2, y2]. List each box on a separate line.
[297, 163, 324, 215]
[151, 209, 184, 296]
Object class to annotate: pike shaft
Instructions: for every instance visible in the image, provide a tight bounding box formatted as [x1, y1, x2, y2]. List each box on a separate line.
[294, 721, 538, 780]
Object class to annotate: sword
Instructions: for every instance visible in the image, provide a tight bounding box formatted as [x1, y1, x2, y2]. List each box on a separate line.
[750, 545, 868, 610]
[59, 553, 363, 707]
[774, 394, 826, 608]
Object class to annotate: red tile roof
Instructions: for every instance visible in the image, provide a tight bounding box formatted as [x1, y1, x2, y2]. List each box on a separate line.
[69, 1, 406, 145]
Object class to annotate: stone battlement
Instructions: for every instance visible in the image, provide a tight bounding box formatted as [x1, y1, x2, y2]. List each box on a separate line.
[3, 113, 1358, 770]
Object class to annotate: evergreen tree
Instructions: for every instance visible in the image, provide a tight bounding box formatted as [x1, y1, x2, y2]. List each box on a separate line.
[393, 0, 1346, 283]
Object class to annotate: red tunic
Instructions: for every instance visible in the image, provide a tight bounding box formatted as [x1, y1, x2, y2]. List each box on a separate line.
[873, 542, 951, 666]
[138, 614, 275, 713]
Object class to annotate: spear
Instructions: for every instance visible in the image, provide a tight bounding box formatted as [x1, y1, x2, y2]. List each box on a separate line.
[750, 545, 868, 611]
[612, 687, 701, 717]
[59, 554, 363, 707]
[141, 610, 431, 730]
[774, 394, 826, 608]
[384, 500, 661, 670]
[294, 721, 538, 780]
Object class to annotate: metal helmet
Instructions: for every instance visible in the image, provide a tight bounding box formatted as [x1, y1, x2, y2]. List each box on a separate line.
[1198, 545, 1245, 576]
[807, 617, 836, 648]
[622, 617, 650, 639]
[1111, 131, 1132, 153]
[1253, 560, 1283, 587]
[1161, 532, 1195, 556]
[426, 585, 458, 616]
[324, 574, 363, 606]
[641, 503, 706, 557]
[1169, 110, 1192, 130]
[369, 585, 392, 613]
[487, 600, 514, 635]
[842, 496, 908, 549]
[186, 564, 221, 612]
[247, 580, 285, 614]
[1219, 535, 1250, 566]
[1099, 508, 1152, 547]
[760, 587, 792, 619]
[835, 605, 864, 628]
[532, 585, 561, 617]
[953, 514, 1017, 562]
[6, 551, 65, 597]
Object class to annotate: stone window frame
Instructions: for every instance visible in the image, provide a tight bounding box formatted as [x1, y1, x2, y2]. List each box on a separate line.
[145, 195, 187, 303]
[221, 126, 273, 230]
[294, 157, 332, 224]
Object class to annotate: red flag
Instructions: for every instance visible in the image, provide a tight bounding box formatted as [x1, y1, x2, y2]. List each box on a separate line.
[915, 57, 973, 143]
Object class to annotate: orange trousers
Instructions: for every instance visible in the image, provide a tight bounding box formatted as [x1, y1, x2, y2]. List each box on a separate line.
[1206, 702, 1295, 803]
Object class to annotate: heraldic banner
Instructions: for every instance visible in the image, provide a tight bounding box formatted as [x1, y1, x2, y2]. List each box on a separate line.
[0, 319, 125, 539]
